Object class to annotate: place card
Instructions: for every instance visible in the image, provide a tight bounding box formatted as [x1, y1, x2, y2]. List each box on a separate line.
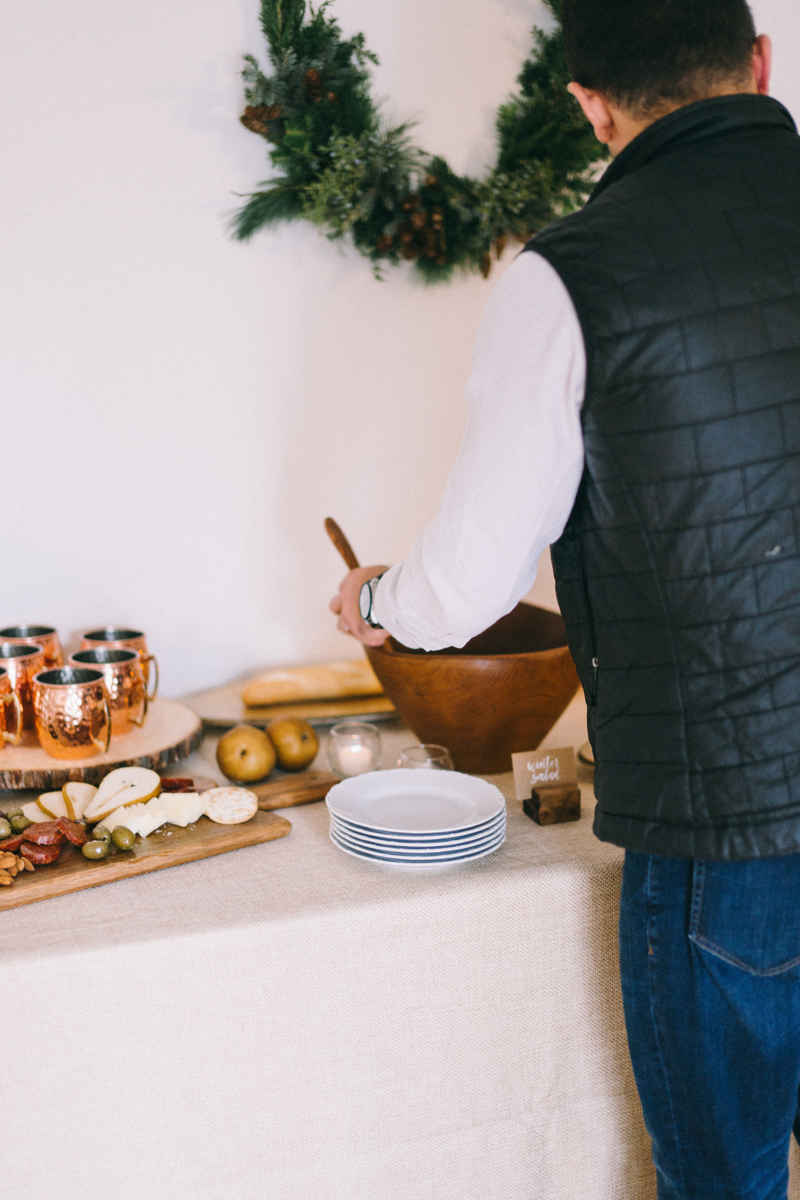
[512, 746, 581, 826]
[512, 746, 577, 801]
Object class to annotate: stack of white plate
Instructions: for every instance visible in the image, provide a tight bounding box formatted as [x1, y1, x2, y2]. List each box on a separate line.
[326, 768, 506, 866]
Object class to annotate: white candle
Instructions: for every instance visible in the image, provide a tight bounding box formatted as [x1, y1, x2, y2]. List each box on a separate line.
[341, 742, 374, 776]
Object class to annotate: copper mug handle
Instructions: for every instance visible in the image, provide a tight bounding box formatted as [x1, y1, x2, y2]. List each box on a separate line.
[0, 692, 23, 746]
[92, 697, 112, 755]
[143, 654, 159, 702]
[130, 685, 149, 728]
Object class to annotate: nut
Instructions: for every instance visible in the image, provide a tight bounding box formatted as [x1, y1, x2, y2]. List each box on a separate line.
[19, 857, 34, 872]
[0, 870, 12, 886]
[0, 852, 16, 868]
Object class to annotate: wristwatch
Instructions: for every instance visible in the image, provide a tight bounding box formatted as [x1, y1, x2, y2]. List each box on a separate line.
[359, 573, 386, 629]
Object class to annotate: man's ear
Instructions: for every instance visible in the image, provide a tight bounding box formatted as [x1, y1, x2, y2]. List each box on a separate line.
[567, 83, 616, 144]
[752, 34, 772, 95]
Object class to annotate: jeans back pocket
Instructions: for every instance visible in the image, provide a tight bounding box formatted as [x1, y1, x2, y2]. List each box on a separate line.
[689, 855, 800, 977]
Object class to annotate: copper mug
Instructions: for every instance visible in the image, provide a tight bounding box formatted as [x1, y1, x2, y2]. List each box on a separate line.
[0, 642, 46, 730]
[0, 667, 22, 750]
[81, 628, 158, 700]
[69, 648, 147, 735]
[0, 624, 62, 669]
[32, 667, 111, 760]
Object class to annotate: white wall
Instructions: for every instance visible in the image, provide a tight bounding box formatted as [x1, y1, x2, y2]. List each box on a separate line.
[1, 0, 796, 696]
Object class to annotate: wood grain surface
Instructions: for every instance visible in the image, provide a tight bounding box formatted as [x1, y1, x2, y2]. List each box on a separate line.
[183, 681, 395, 728]
[0, 810, 291, 911]
[0, 699, 203, 790]
[252, 770, 339, 810]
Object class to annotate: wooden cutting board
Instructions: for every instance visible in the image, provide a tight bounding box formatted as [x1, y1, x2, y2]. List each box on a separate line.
[183, 681, 395, 729]
[0, 811, 291, 912]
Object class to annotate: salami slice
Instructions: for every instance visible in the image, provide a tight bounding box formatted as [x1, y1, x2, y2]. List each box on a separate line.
[56, 817, 90, 847]
[0, 833, 25, 853]
[159, 778, 195, 792]
[22, 822, 66, 846]
[20, 841, 61, 865]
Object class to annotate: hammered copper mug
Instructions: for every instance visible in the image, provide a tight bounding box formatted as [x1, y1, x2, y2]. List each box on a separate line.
[0, 667, 22, 750]
[32, 667, 111, 760]
[69, 648, 147, 735]
[0, 625, 63, 669]
[81, 628, 158, 700]
[0, 642, 46, 729]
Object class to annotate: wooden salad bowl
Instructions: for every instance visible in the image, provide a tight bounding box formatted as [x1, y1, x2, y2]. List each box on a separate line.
[365, 602, 581, 775]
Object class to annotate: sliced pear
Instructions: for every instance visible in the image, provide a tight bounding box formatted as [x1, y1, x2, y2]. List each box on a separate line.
[84, 767, 161, 823]
[62, 781, 97, 821]
[22, 800, 56, 824]
[35, 791, 70, 820]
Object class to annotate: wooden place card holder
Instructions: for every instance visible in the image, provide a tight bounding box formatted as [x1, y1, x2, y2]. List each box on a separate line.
[511, 746, 581, 826]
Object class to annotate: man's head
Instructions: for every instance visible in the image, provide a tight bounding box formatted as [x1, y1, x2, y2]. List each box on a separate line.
[562, 0, 771, 156]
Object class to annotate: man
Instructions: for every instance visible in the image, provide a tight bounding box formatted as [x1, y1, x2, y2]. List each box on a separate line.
[331, 3, 800, 1196]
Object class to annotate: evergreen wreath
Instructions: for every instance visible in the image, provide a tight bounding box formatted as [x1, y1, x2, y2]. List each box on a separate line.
[234, 0, 604, 281]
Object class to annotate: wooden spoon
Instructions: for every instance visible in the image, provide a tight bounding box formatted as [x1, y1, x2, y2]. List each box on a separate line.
[324, 518, 360, 571]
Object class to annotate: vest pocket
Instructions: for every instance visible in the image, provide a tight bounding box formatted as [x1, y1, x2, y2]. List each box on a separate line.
[689, 857, 800, 976]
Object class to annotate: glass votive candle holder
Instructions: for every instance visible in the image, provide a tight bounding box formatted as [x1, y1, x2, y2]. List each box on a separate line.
[328, 721, 382, 777]
[397, 744, 454, 770]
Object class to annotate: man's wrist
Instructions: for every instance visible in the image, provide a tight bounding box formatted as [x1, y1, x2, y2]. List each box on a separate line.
[359, 572, 386, 629]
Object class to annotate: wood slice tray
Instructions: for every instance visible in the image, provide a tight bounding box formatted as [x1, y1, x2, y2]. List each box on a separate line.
[183, 681, 396, 729]
[0, 809, 291, 911]
[0, 698, 203, 790]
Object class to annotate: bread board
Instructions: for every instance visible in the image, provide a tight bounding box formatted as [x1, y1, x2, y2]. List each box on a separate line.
[0, 809, 291, 911]
[0, 698, 203, 790]
[183, 681, 396, 729]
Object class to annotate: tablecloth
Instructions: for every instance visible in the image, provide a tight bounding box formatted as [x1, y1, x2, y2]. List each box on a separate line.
[3, 695, 799, 1200]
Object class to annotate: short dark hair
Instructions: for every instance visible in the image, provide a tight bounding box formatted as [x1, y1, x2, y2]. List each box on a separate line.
[561, 0, 757, 117]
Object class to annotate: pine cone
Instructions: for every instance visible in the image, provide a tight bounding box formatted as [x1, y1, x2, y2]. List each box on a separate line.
[401, 194, 420, 212]
[241, 104, 281, 135]
[410, 211, 427, 230]
[376, 233, 394, 251]
[479, 252, 492, 279]
[305, 69, 323, 102]
[494, 234, 507, 259]
[431, 209, 444, 229]
[423, 175, 439, 189]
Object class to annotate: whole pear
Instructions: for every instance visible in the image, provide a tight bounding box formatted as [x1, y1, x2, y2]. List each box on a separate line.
[267, 717, 319, 772]
[216, 724, 276, 782]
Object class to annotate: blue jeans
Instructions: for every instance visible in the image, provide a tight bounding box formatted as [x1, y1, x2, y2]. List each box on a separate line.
[620, 850, 800, 1199]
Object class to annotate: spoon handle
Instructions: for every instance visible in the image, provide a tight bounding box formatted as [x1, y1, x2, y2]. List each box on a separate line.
[324, 518, 361, 571]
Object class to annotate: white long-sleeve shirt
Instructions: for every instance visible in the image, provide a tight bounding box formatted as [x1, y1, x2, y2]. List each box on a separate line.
[372, 250, 587, 651]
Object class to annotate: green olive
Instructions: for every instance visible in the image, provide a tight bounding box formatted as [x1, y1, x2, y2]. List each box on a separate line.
[82, 840, 110, 860]
[92, 826, 111, 843]
[0, 818, 11, 839]
[5, 808, 23, 820]
[111, 827, 135, 851]
[10, 815, 31, 833]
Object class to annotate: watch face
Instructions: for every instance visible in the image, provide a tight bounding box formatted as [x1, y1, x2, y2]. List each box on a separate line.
[359, 582, 372, 621]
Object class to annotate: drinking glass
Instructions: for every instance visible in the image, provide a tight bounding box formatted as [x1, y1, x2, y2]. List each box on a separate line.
[328, 722, 382, 777]
[397, 744, 454, 770]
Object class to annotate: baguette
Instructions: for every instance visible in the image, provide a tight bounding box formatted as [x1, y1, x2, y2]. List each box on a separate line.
[242, 659, 383, 708]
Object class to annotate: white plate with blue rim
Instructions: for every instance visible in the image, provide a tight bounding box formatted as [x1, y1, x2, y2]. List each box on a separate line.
[331, 816, 506, 854]
[330, 814, 505, 856]
[330, 825, 506, 867]
[325, 768, 505, 835]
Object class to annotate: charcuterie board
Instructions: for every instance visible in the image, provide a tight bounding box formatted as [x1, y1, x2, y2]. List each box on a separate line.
[0, 698, 203, 790]
[183, 681, 396, 729]
[0, 809, 291, 911]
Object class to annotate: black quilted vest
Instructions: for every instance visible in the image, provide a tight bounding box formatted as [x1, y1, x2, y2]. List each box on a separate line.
[531, 95, 800, 861]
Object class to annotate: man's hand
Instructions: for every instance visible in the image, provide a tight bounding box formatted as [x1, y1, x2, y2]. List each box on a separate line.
[329, 565, 391, 647]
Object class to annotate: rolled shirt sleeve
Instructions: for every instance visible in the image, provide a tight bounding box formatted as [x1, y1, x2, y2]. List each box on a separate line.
[372, 250, 586, 651]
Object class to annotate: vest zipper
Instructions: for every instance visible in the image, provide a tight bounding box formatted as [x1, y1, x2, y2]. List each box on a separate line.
[579, 543, 599, 708]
